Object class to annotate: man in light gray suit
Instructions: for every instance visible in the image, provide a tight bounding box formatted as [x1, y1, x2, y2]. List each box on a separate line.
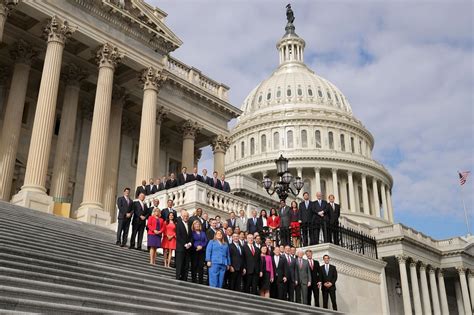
[278, 200, 291, 246]
[235, 209, 248, 232]
[295, 248, 311, 304]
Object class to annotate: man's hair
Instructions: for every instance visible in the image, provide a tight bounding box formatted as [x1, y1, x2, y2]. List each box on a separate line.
[123, 187, 130, 192]
[323, 254, 330, 259]
[303, 192, 309, 196]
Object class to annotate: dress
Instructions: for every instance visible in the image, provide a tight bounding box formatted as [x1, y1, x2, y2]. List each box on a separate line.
[259, 255, 273, 290]
[290, 209, 300, 238]
[147, 216, 162, 248]
[162, 221, 177, 250]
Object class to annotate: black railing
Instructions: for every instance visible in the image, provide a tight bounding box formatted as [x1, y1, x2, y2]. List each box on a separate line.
[265, 222, 378, 259]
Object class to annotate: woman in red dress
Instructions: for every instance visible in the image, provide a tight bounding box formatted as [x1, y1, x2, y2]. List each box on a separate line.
[162, 212, 177, 268]
[267, 208, 280, 246]
[147, 208, 164, 265]
[289, 201, 301, 247]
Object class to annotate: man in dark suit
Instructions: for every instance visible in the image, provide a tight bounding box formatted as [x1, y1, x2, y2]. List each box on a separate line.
[201, 168, 212, 186]
[321, 254, 338, 311]
[161, 199, 177, 221]
[165, 173, 178, 189]
[271, 246, 289, 300]
[306, 249, 322, 307]
[188, 207, 205, 229]
[294, 249, 311, 304]
[206, 218, 218, 240]
[246, 210, 258, 234]
[177, 167, 189, 186]
[175, 210, 192, 281]
[155, 178, 165, 192]
[135, 180, 147, 198]
[299, 192, 313, 247]
[311, 192, 328, 244]
[283, 245, 297, 302]
[279, 200, 291, 246]
[242, 234, 260, 295]
[229, 233, 244, 291]
[201, 212, 210, 231]
[264, 238, 274, 257]
[219, 174, 231, 192]
[116, 188, 133, 247]
[145, 178, 155, 195]
[226, 211, 237, 230]
[210, 171, 220, 189]
[188, 167, 203, 182]
[129, 193, 150, 250]
[326, 194, 341, 245]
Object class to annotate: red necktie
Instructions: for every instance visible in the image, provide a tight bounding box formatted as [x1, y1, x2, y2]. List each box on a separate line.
[309, 260, 313, 270]
[287, 255, 290, 264]
[251, 245, 255, 256]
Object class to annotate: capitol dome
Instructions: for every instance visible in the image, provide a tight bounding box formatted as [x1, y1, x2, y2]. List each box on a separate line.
[226, 15, 394, 227]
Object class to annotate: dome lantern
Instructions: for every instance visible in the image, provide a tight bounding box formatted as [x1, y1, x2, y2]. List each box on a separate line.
[277, 4, 305, 65]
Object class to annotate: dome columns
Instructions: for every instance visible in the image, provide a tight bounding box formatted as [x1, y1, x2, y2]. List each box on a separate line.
[211, 134, 230, 176]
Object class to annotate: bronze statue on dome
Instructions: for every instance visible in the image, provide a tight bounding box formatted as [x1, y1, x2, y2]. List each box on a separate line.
[286, 4, 295, 24]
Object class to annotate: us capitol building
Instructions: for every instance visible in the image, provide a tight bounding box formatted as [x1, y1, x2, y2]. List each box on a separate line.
[0, 1, 472, 314]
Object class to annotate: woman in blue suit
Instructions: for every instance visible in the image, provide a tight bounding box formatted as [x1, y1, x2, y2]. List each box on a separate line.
[205, 229, 230, 288]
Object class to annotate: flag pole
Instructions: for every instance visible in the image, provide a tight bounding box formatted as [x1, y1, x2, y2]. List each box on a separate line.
[458, 171, 471, 236]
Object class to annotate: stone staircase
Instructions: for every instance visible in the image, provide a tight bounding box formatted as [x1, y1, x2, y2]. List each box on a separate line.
[0, 201, 339, 314]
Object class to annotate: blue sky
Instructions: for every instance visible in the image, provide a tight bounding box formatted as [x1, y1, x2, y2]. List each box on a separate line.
[152, 0, 474, 240]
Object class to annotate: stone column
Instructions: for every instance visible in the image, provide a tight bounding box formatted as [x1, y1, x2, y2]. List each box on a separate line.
[76, 43, 123, 225]
[181, 120, 200, 171]
[102, 86, 126, 221]
[372, 178, 381, 218]
[347, 171, 356, 212]
[469, 271, 474, 314]
[409, 262, 423, 315]
[314, 167, 321, 193]
[0, 40, 36, 201]
[397, 255, 412, 315]
[429, 267, 441, 315]
[437, 270, 449, 315]
[135, 67, 166, 187]
[12, 16, 74, 212]
[331, 168, 339, 202]
[419, 263, 432, 315]
[153, 107, 167, 178]
[386, 189, 394, 223]
[455, 280, 465, 314]
[457, 267, 472, 315]
[210, 134, 229, 176]
[50, 64, 86, 202]
[0, 0, 18, 43]
[361, 174, 370, 215]
[380, 182, 389, 220]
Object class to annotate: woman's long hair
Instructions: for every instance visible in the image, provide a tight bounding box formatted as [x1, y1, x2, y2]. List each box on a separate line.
[213, 229, 226, 244]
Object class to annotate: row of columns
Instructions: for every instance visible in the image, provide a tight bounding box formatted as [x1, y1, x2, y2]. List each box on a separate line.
[396, 255, 473, 315]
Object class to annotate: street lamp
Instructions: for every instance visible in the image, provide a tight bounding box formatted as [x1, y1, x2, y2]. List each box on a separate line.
[262, 154, 304, 202]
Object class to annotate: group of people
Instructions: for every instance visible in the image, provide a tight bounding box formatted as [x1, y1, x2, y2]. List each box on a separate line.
[115, 187, 340, 310]
[134, 167, 231, 198]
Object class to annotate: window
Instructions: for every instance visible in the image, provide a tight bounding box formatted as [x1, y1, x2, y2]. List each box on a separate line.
[315, 130, 322, 148]
[241, 141, 245, 158]
[358, 186, 364, 212]
[308, 88, 313, 96]
[340, 134, 345, 151]
[258, 95, 262, 103]
[318, 89, 323, 97]
[233, 145, 237, 160]
[273, 132, 280, 150]
[335, 94, 339, 102]
[267, 92, 271, 100]
[287, 87, 292, 97]
[328, 131, 334, 149]
[287, 130, 294, 148]
[297, 87, 303, 96]
[327, 92, 331, 99]
[301, 130, 308, 148]
[261, 134, 267, 153]
[350, 137, 355, 153]
[359, 140, 362, 154]
[276, 89, 281, 98]
[250, 138, 255, 155]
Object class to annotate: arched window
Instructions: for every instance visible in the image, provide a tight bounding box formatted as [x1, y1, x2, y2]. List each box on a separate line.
[297, 87, 303, 96]
[359, 140, 362, 154]
[266, 91, 271, 100]
[318, 89, 323, 97]
[287, 130, 294, 148]
[315, 130, 322, 148]
[241, 141, 245, 158]
[276, 88, 281, 98]
[301, 130, 308, 148]
[261, 134, 267, 153]
[233, 145, 236, 160]
[287, 87, 292, 97]
[350, 137, 355, 153]
[340, 134, 345, 151]
[258, 95, 262, 103]
[327, 92, 332, 99]
[328, 131, 334, 149]
[308, 88, 313, 96]
[250, 138, 255, 155]
[273, 132, 280, 150]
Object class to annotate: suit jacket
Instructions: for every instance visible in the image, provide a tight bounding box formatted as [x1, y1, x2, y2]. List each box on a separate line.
[256, 217, 266, 233]
[188, 173, 203, 182]
[178, 173, 190, 186]
[326, 202, 341, 226]
[295, 258, 311, 285]
[131, 201, 150, 225]
[279, 206, 291, 228]
[312, 199, 328, 224]
[161, 208, 177, 221]
[308, 258, 322, 284]
[116, 196, 133, 220]
[145, 184, 155, 195]
[206, 228, 217, 241]
[283, 253, 297, 282]
[227, 218, 237, 230]
[220, 180, 231, 193]
[242, 243, 261, 274]
[210, 178, 220, 189]
[202, 175, 212, 186]
[205, 240, 230, 265]
[176, 217, 192, 252]
[165, 179, 178, 189]
[299, 200, 313, 224]
[229, 242, 244, 271]
[247, 217, 258, 234]
[236, 217, 248, 232]
[320, 264, 337, 291]
[189, 215, 205, 230]
[135, 185, 146, 198]
[156, 183, 165, 192]
[272, 255, 289, 283]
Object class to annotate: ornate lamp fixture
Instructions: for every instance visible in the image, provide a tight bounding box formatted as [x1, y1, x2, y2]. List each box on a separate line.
[262, 154, 304, 201]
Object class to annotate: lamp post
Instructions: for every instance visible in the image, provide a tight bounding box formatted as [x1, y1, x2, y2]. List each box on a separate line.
[262, 154, 304, 202]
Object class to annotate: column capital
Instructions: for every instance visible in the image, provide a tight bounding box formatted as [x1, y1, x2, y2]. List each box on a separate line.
[156, 106, 168, 125]
[95, 43, 123, 69]
[0, 0, 19, 17]
[211, 134, 231, 153]
[437, 269, 445, 277]
[361, 173, 367, 179]
[9, 39, 37, 64]
[409, 261, 418, 268]
[347, 170, 353, 176]
[181, 119, 201, 140]
[468, 270, 474, 278]
[139, 66, 167, 91]
[428, 266, 438, 274]
[314, 167, 321, 172]
[331, 168, 338, 173]
[419, 261, 427, 270]
[456, 266, 467, 275]
[62, 63, 87, 86]
[43, 15, 75, 44]
[396, 255, 409, 264]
